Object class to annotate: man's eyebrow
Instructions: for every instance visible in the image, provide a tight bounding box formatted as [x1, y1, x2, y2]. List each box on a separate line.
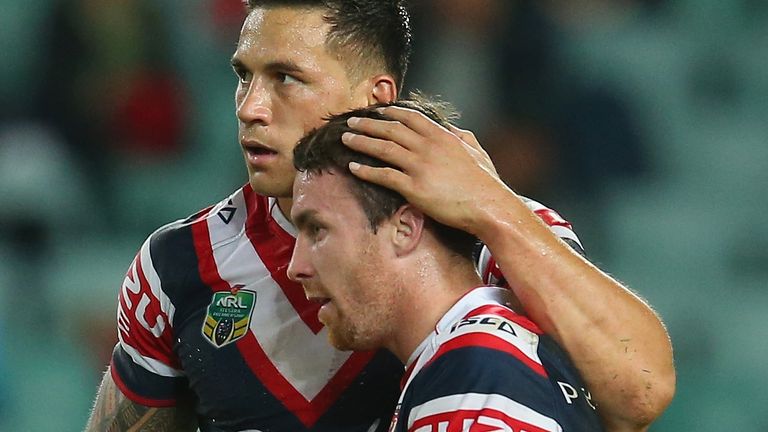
[264, 60, 304, 74]
[230, 57, 305, 75]
[292, 208, 318, 231]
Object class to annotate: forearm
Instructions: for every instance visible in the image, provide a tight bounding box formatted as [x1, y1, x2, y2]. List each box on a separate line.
[474, 193, 675, 430]
[86, 366, 197, 432]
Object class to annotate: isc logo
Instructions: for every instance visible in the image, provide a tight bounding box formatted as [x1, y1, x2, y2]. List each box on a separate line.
[215, 295, 249, 309]
[449, 315, 517, 337]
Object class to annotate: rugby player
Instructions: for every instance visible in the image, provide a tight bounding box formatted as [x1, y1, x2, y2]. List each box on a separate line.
[288, 98, 605, 431]
[85, 1, 674, 431]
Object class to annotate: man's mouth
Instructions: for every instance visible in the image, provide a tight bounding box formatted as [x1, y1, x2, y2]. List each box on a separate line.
[307, 295, 331, 306]
[246, 147, 278, 156]
[243, 139, 277, 153]
[242, 140, 278, 164]
[305, 294, 333, 324]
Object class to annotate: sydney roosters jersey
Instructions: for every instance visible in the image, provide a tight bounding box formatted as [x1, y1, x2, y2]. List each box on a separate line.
[112, 184, 402, 431]
[111, 184, 583, 432]
[389, 287, 603, 432]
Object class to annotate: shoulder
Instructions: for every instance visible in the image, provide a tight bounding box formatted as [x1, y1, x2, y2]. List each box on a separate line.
[400, 292, 604, 431]
[153, 185, 254, 243]
[432, 304, 547, 378]
[126, 186, 260, 296]
[399, 305, 567, 431]
[146, 184, 271, 257]
[404, 298, 549, 396]
[403, 317, 561, 432]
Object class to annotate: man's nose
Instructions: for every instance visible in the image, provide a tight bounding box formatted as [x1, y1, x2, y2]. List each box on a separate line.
[236, 79, 273, 125]
[287, 239, 312, 283]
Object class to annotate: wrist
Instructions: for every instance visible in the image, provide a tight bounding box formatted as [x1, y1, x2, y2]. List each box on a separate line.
[472, 200, 521, 248]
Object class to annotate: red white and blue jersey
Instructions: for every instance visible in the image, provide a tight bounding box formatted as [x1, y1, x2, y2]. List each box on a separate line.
[112, 184, 403, 431]
[111, 184, 584, 431]
[389, 287, 602, 432]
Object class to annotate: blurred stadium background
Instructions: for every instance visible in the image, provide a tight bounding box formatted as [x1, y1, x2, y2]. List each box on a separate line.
[1, 0, 766, 430]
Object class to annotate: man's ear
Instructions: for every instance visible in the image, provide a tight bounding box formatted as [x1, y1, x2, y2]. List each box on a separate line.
[368, 74, 397, 105]
[390, 204, 424, 257]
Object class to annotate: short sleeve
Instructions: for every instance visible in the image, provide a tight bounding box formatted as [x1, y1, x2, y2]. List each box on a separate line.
[111, 232, 187, 406]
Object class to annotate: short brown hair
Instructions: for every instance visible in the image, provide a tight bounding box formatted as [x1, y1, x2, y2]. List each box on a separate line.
[246, 0, 412, 88]
[293, 97, 478, 261]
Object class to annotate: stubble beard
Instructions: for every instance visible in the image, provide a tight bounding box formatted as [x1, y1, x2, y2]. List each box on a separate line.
[328, 308, 392, 352]
[334, 275, 403, 353]
[329, 247, 402, 352]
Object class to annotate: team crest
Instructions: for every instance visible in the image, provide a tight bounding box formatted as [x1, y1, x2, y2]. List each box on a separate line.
[202, 285, 255, 348]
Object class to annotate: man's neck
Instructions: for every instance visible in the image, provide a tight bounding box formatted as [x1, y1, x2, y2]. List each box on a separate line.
[276, 197, 294, 223]
[387, 258, 482, 364]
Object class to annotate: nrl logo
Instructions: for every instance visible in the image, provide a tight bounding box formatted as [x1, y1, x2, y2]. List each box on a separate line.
[202, 285, 255, 348]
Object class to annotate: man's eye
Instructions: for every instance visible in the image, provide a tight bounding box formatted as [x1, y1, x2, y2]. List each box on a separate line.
[308, 224, 325, 240]
[277, 72, 301, 85]
[234, 67, 251, 83]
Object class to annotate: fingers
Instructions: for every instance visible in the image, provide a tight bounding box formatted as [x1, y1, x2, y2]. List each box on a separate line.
[447, 124, 482, 152]
[348, 162, 411, 193]
[447, 124, 496, 172]
[344, 106, 498, 179]
[347, 115, 423, 150]
[369, 106, 449, 137]
[447, 124, 472, 142]
[341, 132, 416, 171]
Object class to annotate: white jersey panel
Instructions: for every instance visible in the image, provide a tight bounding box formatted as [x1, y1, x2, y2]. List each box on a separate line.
[408, 393, 562, 432]
[205, 193, 352, 401]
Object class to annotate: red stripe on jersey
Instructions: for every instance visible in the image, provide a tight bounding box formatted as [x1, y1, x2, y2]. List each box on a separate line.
[534, 208, 573, 229]
[243, 187, 323, 334]
[117, 253, 178, 368]
[236, 329, 377, 427]
[481, 256, 494, 284]
[192, 217, 232, 294]
[481, 256, 508, 288]
[409, 407, 554, 432]
[465, 305, 543, 335]
[110, 359, 177, 408]
[243, 333, 373, 427]
[192, 190, 376, 427]
[310, 349, 378, 414]
[429, 331, 547, 378]
[189, 205, 216, 224]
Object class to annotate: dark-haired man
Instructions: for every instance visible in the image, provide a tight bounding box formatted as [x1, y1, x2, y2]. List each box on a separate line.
[288, 99, 605, 431]
[86, 1, 674, 431]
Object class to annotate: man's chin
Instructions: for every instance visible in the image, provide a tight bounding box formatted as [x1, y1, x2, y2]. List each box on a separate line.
[328, 330, 377, 352]
[247, 175, 293, 198]
[325, 325, 349, 351]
